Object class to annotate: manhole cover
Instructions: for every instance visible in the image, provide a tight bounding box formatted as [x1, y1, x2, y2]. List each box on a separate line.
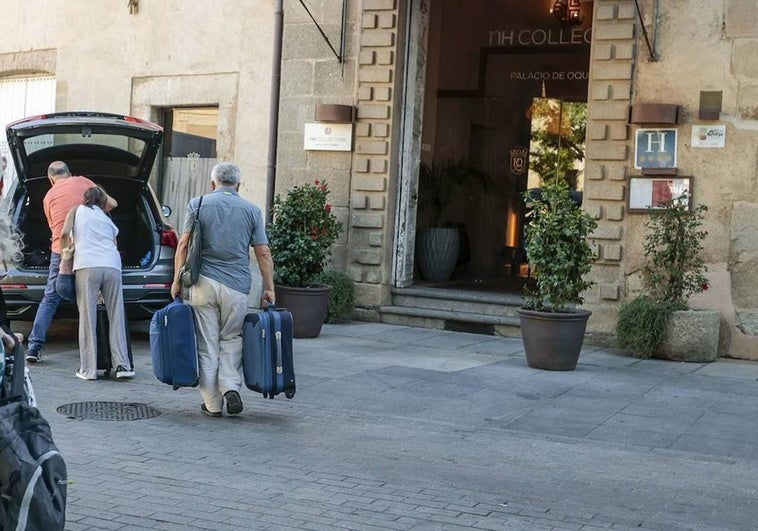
[57, 402, 161, 421]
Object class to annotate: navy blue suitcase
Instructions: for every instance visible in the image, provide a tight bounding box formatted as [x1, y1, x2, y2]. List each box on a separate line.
[242, 306, 295, 399]
[150, 298, 199, 389]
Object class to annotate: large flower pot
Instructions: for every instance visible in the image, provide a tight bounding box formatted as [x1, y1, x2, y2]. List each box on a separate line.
[416, 227, 460, 282]
[657, 309, 720, 362]
[275, 284, 332, 338]
[517, 308, 592, 371]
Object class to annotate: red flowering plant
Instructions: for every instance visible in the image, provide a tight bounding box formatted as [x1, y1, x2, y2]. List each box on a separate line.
[268, 180, 343, 287]
[617, 193, 709, 357]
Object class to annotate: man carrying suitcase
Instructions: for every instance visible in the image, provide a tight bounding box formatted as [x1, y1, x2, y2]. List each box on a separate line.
[171, 162, 275, 417]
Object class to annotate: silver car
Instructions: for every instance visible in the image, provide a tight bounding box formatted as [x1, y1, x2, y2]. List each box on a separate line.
[3, 111, 178, 321]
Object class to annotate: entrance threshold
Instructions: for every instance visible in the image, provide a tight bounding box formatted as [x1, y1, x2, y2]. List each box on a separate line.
[378, 282, 530, 337]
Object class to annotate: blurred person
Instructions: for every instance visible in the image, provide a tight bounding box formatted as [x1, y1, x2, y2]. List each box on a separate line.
[61, 186, 132, 380]
[0, 155, 7, 197]
[171, 162, 274, 417]
[0, 208, 25, 351]
[26, 161, 116, 363]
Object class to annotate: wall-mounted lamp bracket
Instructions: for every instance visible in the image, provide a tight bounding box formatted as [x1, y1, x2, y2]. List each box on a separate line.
[629, 103, 679, 124]
[315, 104, 354, 123]
[699, 91, 722, 120]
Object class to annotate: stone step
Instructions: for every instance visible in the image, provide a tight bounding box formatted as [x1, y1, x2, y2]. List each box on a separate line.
[378, 304, 523, 338]
[390, 286, 524, 318]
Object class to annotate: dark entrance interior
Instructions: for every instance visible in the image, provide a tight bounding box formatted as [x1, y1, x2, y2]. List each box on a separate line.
[414, 0, 592, 293]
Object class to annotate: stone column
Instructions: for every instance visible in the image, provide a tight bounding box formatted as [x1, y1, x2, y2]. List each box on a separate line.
[583, 0, 636, 341]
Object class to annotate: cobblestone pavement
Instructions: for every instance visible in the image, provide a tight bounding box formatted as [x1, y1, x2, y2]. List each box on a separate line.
[17, 320, 758, 531]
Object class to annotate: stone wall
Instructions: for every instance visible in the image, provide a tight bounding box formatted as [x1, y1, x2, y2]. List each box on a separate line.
[584, 0, 758, 359]
[280, 0, 399, 308]
[0, 0, 275, 210]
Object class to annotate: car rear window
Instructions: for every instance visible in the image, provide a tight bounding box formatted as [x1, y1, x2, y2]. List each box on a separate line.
[24, 132, 146, 160]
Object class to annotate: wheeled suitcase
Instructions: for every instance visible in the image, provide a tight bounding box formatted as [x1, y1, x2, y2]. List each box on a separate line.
[149, 298, 199, 389]
[96, 303, 133, 378]
[242, 306, 295, 399]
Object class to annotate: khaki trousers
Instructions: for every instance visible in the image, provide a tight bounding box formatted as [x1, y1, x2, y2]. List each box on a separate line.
[188, 275, 248, 413]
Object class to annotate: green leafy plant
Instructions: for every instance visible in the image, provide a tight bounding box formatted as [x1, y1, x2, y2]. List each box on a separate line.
[268, 180, 343, 287]
[641, 195, 708, 308]
[616, 296, 679, 358]
[418, 159, 489, 227]
[616, 193, 709, 357]
[522, 178, 597, 312]
[314, 268, 354, 323]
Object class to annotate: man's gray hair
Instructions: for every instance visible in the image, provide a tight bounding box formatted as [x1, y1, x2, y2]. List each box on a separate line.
[47, 161, 70, 178]
[211, 162, 241, 186]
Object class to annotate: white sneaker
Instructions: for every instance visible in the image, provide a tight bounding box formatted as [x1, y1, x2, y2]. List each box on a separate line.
[75, 371, 95, 381]
[115, 365, 135, 379]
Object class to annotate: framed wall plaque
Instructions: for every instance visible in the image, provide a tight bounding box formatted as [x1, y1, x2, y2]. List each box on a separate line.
[628, 176, 692, 213]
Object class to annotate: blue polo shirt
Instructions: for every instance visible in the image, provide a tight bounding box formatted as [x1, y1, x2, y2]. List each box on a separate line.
[183, 187, 268, 295]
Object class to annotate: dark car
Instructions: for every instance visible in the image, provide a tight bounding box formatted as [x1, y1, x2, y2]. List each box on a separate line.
[2, 111, 179, 321]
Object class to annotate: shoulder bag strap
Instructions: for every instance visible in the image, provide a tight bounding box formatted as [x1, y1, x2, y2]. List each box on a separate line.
[194, 195, 204, 241]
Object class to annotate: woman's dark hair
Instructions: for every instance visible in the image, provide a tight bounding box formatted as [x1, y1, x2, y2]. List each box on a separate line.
[83, 186, 107, 209]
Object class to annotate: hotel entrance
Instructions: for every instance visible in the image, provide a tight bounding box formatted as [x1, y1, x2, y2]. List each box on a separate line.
[394, 0, 593, 295]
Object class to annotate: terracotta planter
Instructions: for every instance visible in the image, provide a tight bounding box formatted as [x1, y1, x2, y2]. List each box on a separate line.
[657, 309, 720, 362]
[517, 308, 592, 371]
[275, 284, 332, 338]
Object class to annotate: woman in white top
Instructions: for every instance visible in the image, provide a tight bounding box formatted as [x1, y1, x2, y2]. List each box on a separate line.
[61, 186, 133, 380]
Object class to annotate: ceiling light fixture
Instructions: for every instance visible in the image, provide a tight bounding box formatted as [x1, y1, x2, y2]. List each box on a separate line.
[551, 0, 583, 25]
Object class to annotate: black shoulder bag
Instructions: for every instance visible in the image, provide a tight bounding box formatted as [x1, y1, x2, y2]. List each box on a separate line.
[180, 195, 204, 288]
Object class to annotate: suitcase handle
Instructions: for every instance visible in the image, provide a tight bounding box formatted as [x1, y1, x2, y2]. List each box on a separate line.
[275, 331, 283, 374]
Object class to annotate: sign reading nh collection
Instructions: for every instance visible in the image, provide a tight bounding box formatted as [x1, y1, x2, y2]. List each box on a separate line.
[303, 123, 353, 151]
[634, 129, 677, 169]
[488, 27, 592, 47]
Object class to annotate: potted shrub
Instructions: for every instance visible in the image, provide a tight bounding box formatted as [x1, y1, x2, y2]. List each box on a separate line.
[416, 158, 489, 281]
[616, 194, 718, 361]
[268, 180, 343, 338]
[517, 178, 598, 370]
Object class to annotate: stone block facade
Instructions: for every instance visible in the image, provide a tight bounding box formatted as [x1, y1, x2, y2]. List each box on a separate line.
[281, 0, 399, 307]
[582, 0, 635, 333]
[278, 0, 758, 359]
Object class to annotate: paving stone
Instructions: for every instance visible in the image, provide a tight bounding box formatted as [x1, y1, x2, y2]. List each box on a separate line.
[10, 321, 758, 530]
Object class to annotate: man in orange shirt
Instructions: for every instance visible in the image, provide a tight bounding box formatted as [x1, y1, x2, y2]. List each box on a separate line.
[26, 161, 116, 363]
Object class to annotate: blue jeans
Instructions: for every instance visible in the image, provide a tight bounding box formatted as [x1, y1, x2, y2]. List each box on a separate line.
[28, 252, 62, 352]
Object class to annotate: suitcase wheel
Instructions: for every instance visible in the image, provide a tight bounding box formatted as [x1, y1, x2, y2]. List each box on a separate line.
[103, 370, 111, 379]
[285, 391, 295, 399]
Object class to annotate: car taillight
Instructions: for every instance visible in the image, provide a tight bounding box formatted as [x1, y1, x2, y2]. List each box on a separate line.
[161, 229, 179, 248]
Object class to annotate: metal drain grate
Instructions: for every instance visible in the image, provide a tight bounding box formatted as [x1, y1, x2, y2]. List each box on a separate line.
[57, 401, 161, 421]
